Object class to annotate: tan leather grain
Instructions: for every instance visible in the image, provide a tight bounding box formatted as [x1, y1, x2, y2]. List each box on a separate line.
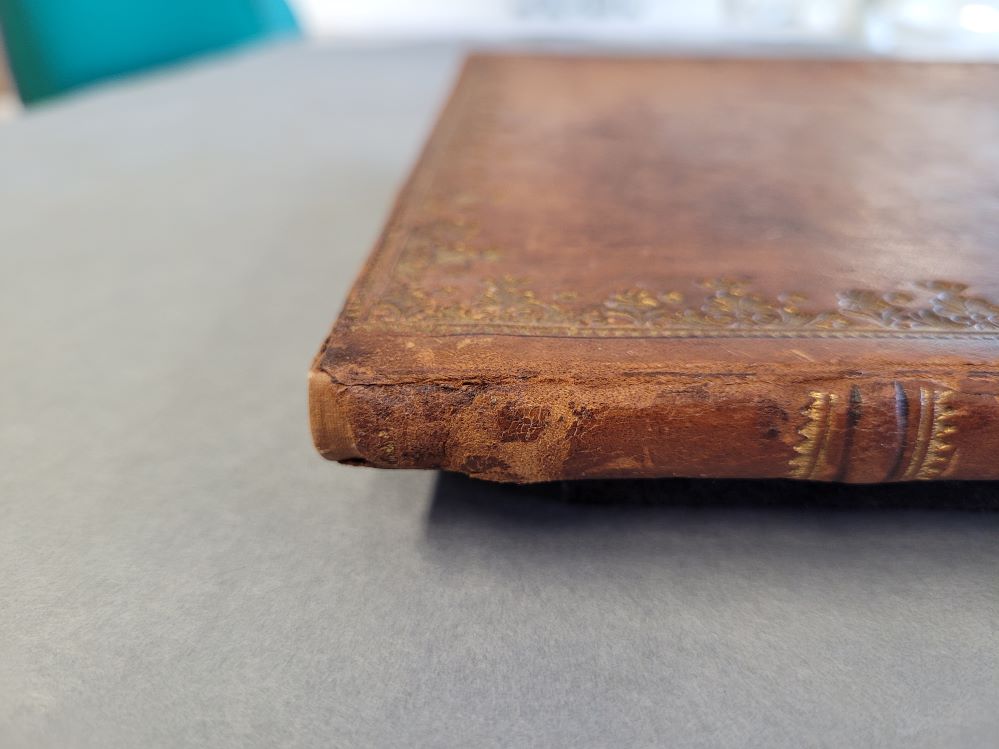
[311, 54, 999, 483]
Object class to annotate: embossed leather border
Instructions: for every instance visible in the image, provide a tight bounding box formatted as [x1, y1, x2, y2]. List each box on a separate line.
[345, 61, 999, 341]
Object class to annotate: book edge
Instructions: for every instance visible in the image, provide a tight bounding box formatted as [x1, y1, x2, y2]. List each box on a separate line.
[308, 366, 362, 463]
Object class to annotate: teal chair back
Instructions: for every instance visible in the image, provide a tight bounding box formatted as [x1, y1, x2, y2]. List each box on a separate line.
[0, 0, 299, 104]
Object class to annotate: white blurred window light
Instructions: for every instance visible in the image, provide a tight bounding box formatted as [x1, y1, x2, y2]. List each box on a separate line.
[289, 0, 999, 56]
[864, 0, 999, 56]
[960, 2, 999, 32]
[291, 0, 862, 40]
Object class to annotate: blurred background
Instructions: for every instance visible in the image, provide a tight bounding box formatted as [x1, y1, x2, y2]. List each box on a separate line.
[1, 0, 998, 121]
[295, 0, 999, 51]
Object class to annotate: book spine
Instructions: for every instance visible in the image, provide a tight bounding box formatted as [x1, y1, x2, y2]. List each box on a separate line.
[309, 369, 999, 483]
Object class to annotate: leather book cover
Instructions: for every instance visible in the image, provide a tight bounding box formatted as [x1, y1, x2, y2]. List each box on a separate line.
[310, 54, 999, 483]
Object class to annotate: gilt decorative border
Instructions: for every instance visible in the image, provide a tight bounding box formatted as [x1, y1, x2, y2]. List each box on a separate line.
[357, 272, 999, 340]
[347, 62, 999, 341]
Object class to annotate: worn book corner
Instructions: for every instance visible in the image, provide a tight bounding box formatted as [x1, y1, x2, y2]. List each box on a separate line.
[311, 54, 999, 483]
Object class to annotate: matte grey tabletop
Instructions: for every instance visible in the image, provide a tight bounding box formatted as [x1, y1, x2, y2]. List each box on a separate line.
[2, 41, 998, 749]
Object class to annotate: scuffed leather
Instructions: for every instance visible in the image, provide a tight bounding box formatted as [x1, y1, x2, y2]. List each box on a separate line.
[311, 55, 999, 483]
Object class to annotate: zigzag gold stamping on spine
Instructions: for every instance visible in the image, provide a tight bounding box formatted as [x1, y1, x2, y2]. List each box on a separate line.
[790, 392, 839, 479]
[902, 388, 959, 480]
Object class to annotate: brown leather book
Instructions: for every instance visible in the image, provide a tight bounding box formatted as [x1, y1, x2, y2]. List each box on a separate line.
[311, 54, 999, 483]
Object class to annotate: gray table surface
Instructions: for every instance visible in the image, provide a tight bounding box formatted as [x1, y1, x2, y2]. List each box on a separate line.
[2, 41, 999, 749]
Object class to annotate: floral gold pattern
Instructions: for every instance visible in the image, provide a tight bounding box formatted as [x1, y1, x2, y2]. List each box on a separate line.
[359, 272, 999, 339]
